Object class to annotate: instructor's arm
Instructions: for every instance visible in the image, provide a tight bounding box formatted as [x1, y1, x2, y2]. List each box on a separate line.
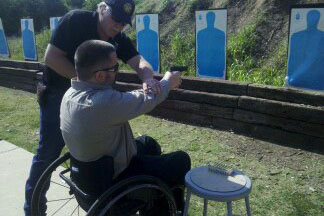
[44, 44, 76, 79]
[127, 55, 162, 94]
[127, 55, 154, 81]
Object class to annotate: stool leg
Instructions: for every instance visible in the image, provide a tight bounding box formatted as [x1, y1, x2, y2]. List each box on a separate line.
[245, 196, 252, 216]
[203, 199, 208, 216]
[226, 201, 233, 216]
[183, 189, 191, 216]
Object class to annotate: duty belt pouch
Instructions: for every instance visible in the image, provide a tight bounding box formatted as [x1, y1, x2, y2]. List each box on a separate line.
[36, 81, 48, 106]
[37, 66, 52, 106]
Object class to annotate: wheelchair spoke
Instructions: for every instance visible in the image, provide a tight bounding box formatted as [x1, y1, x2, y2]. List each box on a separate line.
[69, 204, 80, 216]
[99, 184, 159, 216]
[49, 196, 75, 216]
[50, 180, 70, 189]
[47, 197, 75, 203]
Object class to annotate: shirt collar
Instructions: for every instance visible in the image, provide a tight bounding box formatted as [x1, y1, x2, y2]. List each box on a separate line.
[71, 78, 112, 91]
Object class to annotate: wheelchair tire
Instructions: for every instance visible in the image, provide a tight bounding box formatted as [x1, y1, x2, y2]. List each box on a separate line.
[87, 175, 177, 216]
[31, 153, 85, 216]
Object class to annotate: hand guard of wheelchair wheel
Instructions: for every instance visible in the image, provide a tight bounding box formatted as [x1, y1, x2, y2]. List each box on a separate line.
[36, 81, 48, 106]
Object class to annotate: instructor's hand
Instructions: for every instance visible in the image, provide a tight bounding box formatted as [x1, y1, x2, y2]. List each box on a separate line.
[143, 78, 162, 94]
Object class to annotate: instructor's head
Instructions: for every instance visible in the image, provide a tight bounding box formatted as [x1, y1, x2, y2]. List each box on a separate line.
[74, 40, 118, 85]
[97, 0, 135, 38]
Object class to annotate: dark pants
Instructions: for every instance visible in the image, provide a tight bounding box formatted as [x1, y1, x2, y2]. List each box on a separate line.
[119, 136, 191, 187]
[116, 136, 191, 214]
[24, 89, 65, 216]
[71, 136, 191, 215]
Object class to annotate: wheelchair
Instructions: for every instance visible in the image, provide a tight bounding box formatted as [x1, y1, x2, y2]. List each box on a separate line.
[31, 152, 182, 216]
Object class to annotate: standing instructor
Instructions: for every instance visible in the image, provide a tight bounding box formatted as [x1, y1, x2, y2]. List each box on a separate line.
[24, 1, 161, 215]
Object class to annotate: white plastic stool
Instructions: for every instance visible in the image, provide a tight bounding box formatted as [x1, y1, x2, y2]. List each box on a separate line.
[183, 166, 252, 216]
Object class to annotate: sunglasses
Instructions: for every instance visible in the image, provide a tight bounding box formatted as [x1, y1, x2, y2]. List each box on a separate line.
[111, 15, 127, 27]
[92, 63, 119, 74]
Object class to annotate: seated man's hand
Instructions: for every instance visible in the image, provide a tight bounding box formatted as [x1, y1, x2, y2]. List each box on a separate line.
[143, 78, 162, 94]
[162, 71, 182, 90]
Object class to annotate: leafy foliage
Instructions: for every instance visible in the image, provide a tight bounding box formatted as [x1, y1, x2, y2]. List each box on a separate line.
[65, 0, 85, 9]
[7, 28, 51, 61]
[36, 28, 51, 61]
[161, 29, 195, 75]
[0, 0, 67, 36]
[187, 0, 213, 13]
[227, 22, 286, 86]
[82, 0, 101, 11]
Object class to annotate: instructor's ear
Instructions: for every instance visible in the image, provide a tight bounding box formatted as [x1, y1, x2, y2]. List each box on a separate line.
[97, 1, 108, 16]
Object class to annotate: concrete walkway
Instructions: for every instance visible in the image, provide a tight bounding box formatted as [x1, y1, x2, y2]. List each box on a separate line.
[0, 140, 86, 216]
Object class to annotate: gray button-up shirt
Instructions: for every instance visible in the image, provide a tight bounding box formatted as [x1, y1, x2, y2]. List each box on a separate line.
[60, 78, 170, 178]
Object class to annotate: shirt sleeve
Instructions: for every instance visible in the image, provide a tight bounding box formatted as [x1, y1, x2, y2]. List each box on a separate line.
[115, 33, 139, 63]
[50, 11, 74, 53]
[98, 80, 170, 125]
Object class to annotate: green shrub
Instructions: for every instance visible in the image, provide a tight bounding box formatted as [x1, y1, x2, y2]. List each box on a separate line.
[227, 24, 259, 65]
[161, 29, 195, 76]
[187, 0, 213, 13]
[226, 21, 286, 87]
[227, 24, 259, 81]
[36, 28, 51, 61]
[7, 36, 24, 61]
[6, 28, 51, 62]
[82, 0, 101, 11]
[258, 40, 287, 86]
[160, 0, 173, 11]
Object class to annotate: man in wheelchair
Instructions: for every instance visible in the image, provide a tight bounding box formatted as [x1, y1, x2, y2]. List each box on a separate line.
[60, 40, 191, 215]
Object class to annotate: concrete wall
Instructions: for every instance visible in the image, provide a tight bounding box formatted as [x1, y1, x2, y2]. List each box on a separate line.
[0, 59, 323, 152]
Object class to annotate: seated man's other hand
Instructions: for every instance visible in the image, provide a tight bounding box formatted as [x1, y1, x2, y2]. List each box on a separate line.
[143, 78, 162, 94]
[162, 71, 182, 90]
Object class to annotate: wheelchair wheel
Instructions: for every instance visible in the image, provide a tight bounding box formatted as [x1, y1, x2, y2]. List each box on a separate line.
[87, 175, 178, 216]
[31, 153, 87, 216]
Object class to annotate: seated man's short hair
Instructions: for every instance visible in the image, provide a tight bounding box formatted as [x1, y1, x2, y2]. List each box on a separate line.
[74, 40, 116, 81]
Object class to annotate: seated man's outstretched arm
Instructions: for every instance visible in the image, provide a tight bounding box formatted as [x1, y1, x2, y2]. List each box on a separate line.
[96, 71, 181, 125]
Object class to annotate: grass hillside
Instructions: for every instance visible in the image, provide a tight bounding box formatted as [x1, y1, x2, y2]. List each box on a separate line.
[135, 0, 321, 57]
[2, 0, 323, 86]
[131, 0, 322, 85]
[129, 0, 321, 86]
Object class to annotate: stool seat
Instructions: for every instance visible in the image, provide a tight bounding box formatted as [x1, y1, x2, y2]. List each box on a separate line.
[185, 166, 252, 202]
[183, 166, 252, 216]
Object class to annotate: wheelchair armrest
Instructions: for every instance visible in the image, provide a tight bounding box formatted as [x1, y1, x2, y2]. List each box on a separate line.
[59, 168, 92, 200]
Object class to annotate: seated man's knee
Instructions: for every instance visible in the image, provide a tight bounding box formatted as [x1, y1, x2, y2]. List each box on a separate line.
[166, 151, 191, 184]
[136, 135, 161, 156]
[175, 150, 191, 173]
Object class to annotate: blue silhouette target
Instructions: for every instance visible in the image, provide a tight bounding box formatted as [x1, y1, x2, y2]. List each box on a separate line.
[21, 19, 37, 61]
[287, 7, 324, 91]
[0, 18, 10, 58]
[50, 17, 61, 36]
[196, 10, 227, 79]
[136, 14, 160, 73]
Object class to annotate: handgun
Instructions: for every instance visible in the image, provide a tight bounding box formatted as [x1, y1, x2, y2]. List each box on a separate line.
[170, 65, 188, 73]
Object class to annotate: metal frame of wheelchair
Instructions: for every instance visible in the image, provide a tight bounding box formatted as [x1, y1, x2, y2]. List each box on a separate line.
[31, 153, 180, 216]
